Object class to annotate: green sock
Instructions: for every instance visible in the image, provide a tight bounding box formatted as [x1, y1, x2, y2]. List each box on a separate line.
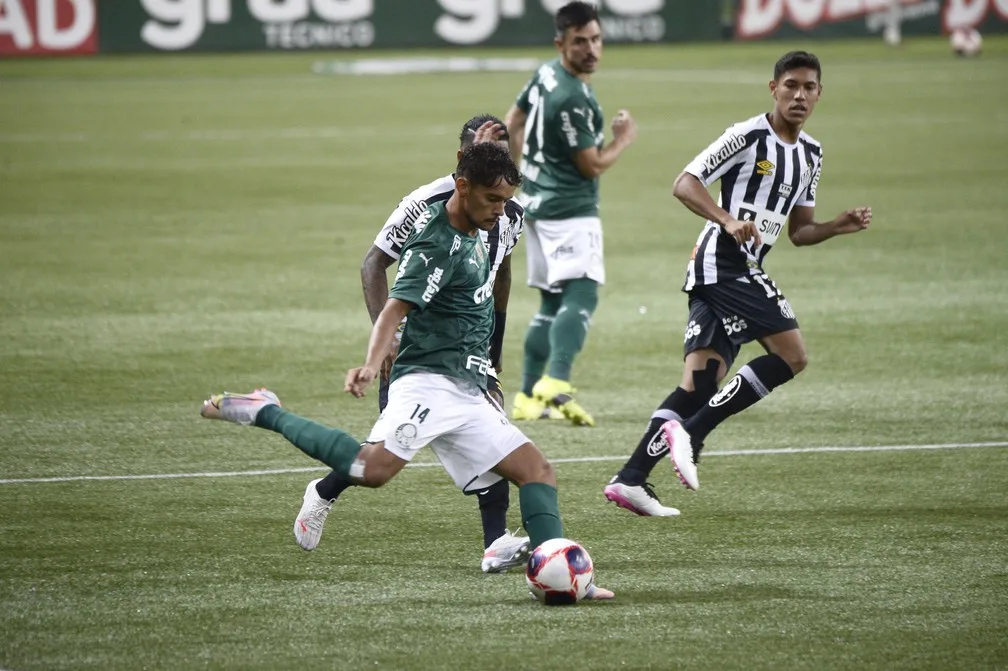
[547, 278, 599, 381]
[519, 482, 564, 549]
[255, 405, 362, 477]
[522, 291, 563, 395]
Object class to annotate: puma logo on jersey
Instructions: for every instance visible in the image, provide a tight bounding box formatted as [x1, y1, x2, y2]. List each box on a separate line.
[572, 107, 586, 117]
[468, 257, 479, 267]
[418, 253, 431, 267]
[756, 160, 774, 176]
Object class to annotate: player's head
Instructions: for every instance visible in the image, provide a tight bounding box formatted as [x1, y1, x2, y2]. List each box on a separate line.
[457, 114, 510, 161]
[554, 2, 602, 75]
[454, 143, 522, 231]
[770, 51, 823, 126]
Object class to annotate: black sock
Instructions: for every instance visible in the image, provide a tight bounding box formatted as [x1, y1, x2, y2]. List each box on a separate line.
[315, 469, 354, 501]
[619, 388, 706, 484]
[476, 479, 510, 548]
[684, 353, 795, 448]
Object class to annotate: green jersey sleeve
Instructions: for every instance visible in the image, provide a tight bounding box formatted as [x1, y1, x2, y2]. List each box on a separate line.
[554, 92, 598, 154]
[388, 236, 456, 312]
[515, 76, 535, 113]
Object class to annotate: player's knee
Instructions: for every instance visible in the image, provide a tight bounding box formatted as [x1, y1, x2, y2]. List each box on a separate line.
[562, 278, 598, 314]
[686, 357, 722, 403]
[782, 349, 808, 375]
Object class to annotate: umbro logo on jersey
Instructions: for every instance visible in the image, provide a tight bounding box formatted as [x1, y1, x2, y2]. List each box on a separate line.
[756, 160, 775, 176]
[703, 134, 747, 174]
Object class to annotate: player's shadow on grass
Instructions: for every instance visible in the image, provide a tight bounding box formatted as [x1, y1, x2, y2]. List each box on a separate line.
[605, 583, 840, 605]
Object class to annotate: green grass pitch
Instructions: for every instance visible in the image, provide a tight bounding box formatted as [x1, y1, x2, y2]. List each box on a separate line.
[1, 37, 1007, 670]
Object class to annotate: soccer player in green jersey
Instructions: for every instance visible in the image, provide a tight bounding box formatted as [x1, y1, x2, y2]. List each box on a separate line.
[200, 142, 614, 599]
[505, 1, 637, 427]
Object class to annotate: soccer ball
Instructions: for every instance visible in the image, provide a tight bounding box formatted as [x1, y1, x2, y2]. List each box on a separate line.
[525, 537, 595, 606]
[950, 28, 983, 57]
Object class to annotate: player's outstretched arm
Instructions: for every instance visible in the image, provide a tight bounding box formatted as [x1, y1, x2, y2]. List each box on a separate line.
[787, 206, 873, 247]
[504, 104, 527, 162]
[672, 171, 760, 246]
[345, 298, 413, 398]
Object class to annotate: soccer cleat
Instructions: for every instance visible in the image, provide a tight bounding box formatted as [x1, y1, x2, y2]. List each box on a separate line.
[663, 419, 700, 491]
[531, 376, 595, 427]
[293, 479, 334, 551]
[511, 392, 564, 421]
[512, 392, 547, 421]
[603, 477, 680, 517]
[200, 387, 280, 426]
[584, 583, 615, 600]
[481, 529, 531, 573]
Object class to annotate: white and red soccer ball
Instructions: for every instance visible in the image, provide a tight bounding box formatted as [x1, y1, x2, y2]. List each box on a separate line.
[525, 537, 595, 605]
[950, 28, 983, 57]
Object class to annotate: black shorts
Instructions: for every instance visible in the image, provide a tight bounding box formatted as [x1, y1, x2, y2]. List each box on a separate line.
[683, 272, 799, 369]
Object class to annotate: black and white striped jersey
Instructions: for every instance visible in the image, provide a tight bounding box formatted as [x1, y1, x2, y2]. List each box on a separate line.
[373, 174, 524, 287]
[681, 113, 823, 291]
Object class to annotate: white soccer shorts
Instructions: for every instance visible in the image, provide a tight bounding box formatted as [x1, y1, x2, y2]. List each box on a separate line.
[365, 372, 530, 492]
[525, 216, 605, 291]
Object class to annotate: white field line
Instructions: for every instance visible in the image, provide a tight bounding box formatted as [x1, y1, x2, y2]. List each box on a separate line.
[1, 441, 1004, 486]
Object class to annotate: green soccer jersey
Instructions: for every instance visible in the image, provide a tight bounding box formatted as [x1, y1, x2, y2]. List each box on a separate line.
[514, 58, 605, 220]
[387, 202, 494, 390]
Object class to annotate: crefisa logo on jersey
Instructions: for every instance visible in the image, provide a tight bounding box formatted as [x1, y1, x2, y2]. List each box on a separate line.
[704, 135, 747, 174]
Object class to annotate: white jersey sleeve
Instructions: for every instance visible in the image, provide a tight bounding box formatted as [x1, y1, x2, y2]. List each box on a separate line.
[683, 119, 759, 187]
[373, 175, 455, 260]
[795, 151, 821, 208]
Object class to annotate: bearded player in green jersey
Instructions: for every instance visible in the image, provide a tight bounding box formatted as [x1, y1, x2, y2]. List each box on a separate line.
[505, 1, 637, 427]
[200, 142, 614, 599]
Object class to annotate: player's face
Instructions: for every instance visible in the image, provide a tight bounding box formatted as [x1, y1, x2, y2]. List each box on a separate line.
[459, 178, 516, 232]
[555, 21, 603, 75]
[770, 68, 822, 125]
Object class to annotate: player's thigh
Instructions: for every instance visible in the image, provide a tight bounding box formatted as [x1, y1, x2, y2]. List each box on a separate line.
[430, 394, 536, 492]
[524, 219, 551, 291]
[760, 328, 808, 373]
[535, 216, 605, 287]
[365, 373, 470, 475]
[682, 293, 738, 391]
[491, 441, 555, 488]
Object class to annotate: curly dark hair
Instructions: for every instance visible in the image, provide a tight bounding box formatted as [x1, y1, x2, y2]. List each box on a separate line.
[456, 142, 522, 189]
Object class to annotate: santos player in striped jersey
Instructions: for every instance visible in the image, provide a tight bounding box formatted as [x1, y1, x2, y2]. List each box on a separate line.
[292, 115, 532, 572]
[605, 51, 873, 515]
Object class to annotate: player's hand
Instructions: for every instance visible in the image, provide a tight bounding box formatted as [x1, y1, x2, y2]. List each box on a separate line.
[380, 340, 400, 381]
[345, 365, 379, 398]
[611, 109, 638, 145]
[724, 218, 762, 246]
[833, 206, 872, 234]
[472, 120, 506, 145]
